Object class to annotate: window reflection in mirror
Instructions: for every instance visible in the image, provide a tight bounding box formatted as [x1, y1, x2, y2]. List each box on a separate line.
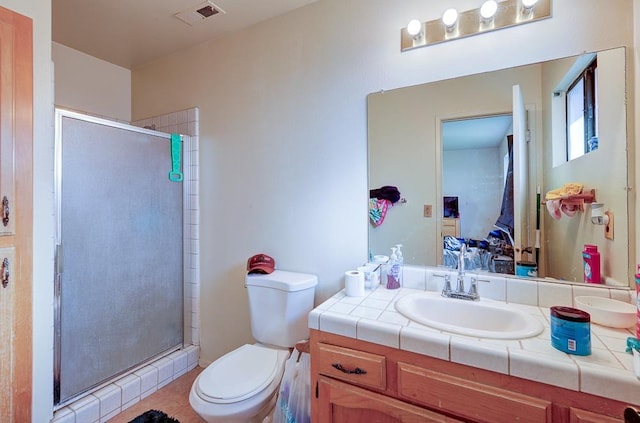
[559, 57, 599, 161]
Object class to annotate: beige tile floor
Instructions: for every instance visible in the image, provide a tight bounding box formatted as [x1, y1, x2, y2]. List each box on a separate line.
[108, 366, 206, 423]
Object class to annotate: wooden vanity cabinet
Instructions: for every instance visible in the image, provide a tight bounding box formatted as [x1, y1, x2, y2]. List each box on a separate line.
[310, 330, 630, 423]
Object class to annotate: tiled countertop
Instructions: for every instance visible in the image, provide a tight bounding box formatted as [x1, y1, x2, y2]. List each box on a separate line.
[308, 266, 640, 406]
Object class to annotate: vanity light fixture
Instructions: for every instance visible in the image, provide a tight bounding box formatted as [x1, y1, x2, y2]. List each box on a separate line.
[479, 0, 498, 30]
[401, 0, 552, 52]
[480, 0, 498, 20]
[442, 8, 459, 30]
[405, 18, 426, 48]
[520, 0, 539, 19]
[442, 8, 459, 38]
[407, 19, 423, 37]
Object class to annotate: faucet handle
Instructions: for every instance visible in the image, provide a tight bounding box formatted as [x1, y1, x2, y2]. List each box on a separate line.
[441, 274, 452, 296]
[467, 276, 479, 299]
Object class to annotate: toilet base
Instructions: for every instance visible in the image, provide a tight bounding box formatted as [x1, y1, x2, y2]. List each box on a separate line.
[251, 392, 278, 423]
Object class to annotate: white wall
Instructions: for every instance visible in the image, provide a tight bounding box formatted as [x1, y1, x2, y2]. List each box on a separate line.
[131, 0, 635, 366]
[0, 0, 54, 421]
[52, 42, 131, 121]
[443, 147, 503, 240]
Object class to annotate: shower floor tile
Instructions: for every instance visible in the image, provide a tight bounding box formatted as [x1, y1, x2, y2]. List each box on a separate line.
[107, 366, 205, 423]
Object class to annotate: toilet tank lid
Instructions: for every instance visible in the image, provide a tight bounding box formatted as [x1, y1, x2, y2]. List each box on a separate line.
[246, 270, 318, 291]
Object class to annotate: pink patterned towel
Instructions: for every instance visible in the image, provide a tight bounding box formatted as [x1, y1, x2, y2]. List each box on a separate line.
[369, 198, 390, 226]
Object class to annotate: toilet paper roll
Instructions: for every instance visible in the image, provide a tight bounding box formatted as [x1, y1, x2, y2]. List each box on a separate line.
[344, 270, 365, 297]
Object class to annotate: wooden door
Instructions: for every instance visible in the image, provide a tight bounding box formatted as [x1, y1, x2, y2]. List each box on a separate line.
[317, 377, 462, 423]
[512, 84, 528, 262]
[0, 6, 33, 423]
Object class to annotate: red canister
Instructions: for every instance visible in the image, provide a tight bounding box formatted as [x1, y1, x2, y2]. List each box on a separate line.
[582, 245, 601, 283]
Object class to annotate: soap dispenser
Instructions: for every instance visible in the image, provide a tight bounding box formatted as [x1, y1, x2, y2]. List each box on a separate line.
[386, 247, 401, 289]
[395, 244, 404, 286]
[395, 244, 404, 264]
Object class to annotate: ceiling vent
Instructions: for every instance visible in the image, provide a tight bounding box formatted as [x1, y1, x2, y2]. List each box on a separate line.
[174, 1, 226, 26]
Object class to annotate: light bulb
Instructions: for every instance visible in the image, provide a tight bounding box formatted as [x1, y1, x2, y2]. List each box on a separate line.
[480, 0, 498, 19]
[407, 19, 422, 36]
[442, 8, 458, 27]
[522, 0, 539, 8]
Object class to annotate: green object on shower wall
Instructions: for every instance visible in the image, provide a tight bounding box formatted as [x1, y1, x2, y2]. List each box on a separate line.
[168, 133, 183, 182]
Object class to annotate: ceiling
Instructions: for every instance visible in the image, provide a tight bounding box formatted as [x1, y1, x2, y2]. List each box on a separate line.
[52, 0, 319, 69]
[442, 115, 513, 151]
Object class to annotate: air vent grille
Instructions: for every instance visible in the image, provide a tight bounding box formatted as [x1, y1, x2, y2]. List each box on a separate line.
[174, 1, 225, 26]
[196, 5, 219, 18]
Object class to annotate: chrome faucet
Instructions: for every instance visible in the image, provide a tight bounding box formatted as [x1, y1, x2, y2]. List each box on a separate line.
[456, 243, 466, 293]
[442, 243, 479, 301]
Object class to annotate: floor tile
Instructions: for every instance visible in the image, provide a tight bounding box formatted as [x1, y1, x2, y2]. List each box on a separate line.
[107, 367, 205, 423]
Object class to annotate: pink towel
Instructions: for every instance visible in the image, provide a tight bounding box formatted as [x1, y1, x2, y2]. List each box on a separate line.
[369, 198, 390, 226]
[546, 199, 561, 220]
[561, 202, 579, 217]
[546, 199, 583, 219]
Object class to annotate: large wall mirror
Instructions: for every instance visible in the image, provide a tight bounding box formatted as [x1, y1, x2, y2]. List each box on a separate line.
[368, 47, 631, 288]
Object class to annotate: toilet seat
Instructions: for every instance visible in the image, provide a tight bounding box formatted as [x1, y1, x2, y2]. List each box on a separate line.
[196, 344, 282, 404]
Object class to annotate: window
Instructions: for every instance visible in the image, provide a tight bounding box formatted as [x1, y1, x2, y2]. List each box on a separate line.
[566, 59, 598, 160]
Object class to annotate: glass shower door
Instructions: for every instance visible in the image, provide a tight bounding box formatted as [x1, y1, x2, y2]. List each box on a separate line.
[54, 110, 184, 405]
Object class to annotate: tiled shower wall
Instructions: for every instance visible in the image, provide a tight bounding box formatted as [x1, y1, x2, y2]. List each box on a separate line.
[133, 107, 201, 348]
[52, 108, 201, 423]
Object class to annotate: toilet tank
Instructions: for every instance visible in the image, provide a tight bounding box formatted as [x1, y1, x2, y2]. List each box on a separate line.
[245, 270, 317, 348]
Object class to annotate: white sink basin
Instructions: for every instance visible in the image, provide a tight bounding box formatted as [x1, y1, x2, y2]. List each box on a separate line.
[395, 291, 544, 339]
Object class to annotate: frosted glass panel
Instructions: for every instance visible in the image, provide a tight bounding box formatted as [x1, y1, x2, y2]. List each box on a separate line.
[57, 116, 183, 404]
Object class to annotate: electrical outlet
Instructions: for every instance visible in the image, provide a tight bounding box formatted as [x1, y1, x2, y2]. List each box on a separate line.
[423, 205, 432, 218]
[604, 211, 614, 240]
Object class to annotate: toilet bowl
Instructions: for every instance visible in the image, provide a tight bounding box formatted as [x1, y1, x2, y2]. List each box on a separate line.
[190, 270, 317, 423]
[190, 344, 290, 423]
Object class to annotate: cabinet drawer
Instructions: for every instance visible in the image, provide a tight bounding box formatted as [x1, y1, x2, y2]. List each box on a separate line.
[317, 343, 386, 390]
[398, 362, 552, 423]
[570, 407, 622, 422]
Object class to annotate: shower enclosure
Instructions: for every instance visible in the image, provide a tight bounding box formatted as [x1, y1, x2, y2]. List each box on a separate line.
[54, 109, 185, 405]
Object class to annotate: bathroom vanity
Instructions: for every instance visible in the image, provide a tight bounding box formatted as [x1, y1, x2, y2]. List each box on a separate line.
[308, 271, 640, 422]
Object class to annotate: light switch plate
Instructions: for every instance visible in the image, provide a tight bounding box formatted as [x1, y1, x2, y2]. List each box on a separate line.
[424, 205, 432, 218]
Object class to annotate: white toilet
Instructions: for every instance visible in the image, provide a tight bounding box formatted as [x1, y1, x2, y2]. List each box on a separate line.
[189, 270, 318, 423]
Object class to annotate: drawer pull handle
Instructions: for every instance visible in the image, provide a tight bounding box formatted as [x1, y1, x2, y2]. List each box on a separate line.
[2, 196, 8, 227]
[332, 363, 367, 375]
[2, 257, 9, 288]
